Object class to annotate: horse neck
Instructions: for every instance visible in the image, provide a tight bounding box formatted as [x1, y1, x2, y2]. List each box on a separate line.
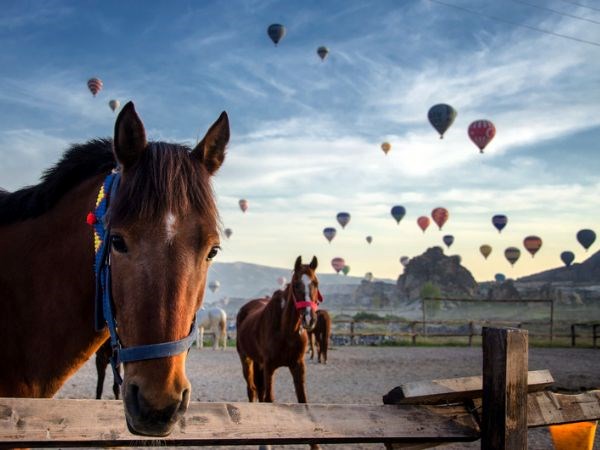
[280, 285, 301, 335]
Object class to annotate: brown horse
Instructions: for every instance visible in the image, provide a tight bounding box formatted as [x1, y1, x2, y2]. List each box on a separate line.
[0, 102, 229, 436]
[95, 339, 120, 400]
[236, 256, 321, 403]
[307, 309, 331, 364]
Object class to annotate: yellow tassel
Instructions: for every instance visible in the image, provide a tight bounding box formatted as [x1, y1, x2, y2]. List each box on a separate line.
[550, 421, 597, 450]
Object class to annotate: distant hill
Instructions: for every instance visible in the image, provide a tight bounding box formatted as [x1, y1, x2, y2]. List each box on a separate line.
[518, 250, 600, 283]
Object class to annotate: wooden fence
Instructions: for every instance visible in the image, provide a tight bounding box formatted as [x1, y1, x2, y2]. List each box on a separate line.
[0, 328, 598, 449]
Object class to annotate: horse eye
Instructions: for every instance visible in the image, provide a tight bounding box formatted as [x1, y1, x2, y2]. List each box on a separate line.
[206, 246, 220, 261]
[111, 235, 128, 253]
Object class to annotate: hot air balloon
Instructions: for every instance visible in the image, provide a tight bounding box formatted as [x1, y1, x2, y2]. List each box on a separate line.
[267, 24, 286, 45]
[417, 216, 430, 233]
[239, 199, 248, 213]
[391, 205, 406, 224]
[427, 104, 457, 139]
[366, 236, 373, 244]
[224, 228, 233, 239]
[480, 244, 492, 259]
[492, 215, 508, 233]
[364, 272, 373, 282]
[277, 276, 287, 288]
[495, 273, 506, 283]
[443, 235, 454, 248]
[504, 247, 521, 266]
[400, 256, 410, 267]
[523, 236, 542, 257]
[577, 229, 596, 251]
[468, 120, 496, 153]
[560, 251, 575, 267]
[108, 99, 120, 112]
[208, 280, 220, 293]
[331, 257, 345, 273]
[431, 207, 449, 230]
[336, 212, 351, 229]
[323, 227, 336, 243]
[87, 78, 103, 97]
[381, 142, 391, 155]
[317, 46, 329, 61]
[342, 265, 350, 276]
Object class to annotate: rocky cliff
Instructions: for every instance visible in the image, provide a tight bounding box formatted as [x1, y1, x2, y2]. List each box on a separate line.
[518, 250, 600, 283]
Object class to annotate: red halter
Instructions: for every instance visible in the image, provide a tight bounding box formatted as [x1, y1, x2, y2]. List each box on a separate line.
[293, 288, 323, 311]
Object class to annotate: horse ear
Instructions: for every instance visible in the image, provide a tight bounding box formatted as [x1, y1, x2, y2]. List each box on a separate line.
[113, 101, 147, 171]
[294, 256, 302, 272]
[309, 256, 318, 271]
[191, 111, 229, 175]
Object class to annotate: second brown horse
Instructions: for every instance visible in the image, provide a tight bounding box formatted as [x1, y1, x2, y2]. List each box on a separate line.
[236, 256, 320, 403]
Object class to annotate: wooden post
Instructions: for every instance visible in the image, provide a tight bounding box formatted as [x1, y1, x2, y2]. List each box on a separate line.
[482, 327, 528, 450]
[468, 321, 474, 347]
[550, 300, 554, 343]
[410, 322, 416, 345]
[422, 299, 427, 337]
[593, 324, 598, 349]
[571, 324, 576, 347]
[350, 321, 355, 346]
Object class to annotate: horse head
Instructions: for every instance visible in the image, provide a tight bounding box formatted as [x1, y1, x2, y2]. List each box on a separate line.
[290, 255, 321, 332]
[106, 102, 228, 436]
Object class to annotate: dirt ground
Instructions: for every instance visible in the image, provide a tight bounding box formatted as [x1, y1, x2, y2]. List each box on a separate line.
[55, 345, 600, 450]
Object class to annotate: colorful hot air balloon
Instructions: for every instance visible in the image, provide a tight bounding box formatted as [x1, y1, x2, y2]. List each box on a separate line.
[417, 216, 430, 233]
[364, 272, 374, 282]
[87, 78, 103, 97]
[495, 273, 506, 283]
[443, 235, 454, 248]
[400, 256, 410, 267]
[480, 245, 492, 259]
[331, 257, 345, 273]
[323, 227, 336, 243]
[267, 24, 286, 45]
[342, 265, 350, 276]
[336, 212, 351, 229]
[431, 207, 449, 230]
[239, 199, 248, 213]
[381, 142, 391, 155]
[224, 228, 233, 239]
[317, 46, 329, 61]
[277, 276, 287, 288]
[504, 247, 521, 266]
[391, 205, 406, 224]
[492, 215, 508, 233]
[208, 280, 220, 293]
[523, 236, 542, 257]
[468, 120, 496, 153]
[366, 236, 373, 244]
[427, 104, 457, 139]
[108, 99, 120, 112]
[577, 229, 596, 251]
[560, 251, 575, 267]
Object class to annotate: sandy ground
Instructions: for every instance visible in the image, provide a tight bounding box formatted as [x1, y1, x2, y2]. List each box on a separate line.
[55, 345, 600, 450]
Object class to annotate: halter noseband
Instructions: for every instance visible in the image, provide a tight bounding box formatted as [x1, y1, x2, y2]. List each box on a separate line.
[290, 280, 323, 312]
[89, 171, 197, 385]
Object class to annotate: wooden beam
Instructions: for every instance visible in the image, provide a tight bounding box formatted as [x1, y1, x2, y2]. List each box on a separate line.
[383, 370, 553, 405]
[0, 398, 479, 448]
[482, 327, 528, 450]
[528, 390, 600, 427]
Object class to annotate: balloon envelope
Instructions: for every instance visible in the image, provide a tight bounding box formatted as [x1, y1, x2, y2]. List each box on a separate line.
[468, 120, 496, 153]
[366, 235, 373, 244]
[504, 247, 521, 266]
[480, 244, 492, 259]
[108, 99, 120, 112]
[494, 273, 506, 283]
[381, 142, 391, 155]
[87, 77, 103, 96]
[331, 257, 345, 273]
[443, 235, 454, 248]
[560, 251, 575, 267]
[431, 207, 449, 230]
[417, 216, 430, 233]
[427, 104, 457, 138]
[364, 272, 373, 282]
[391, 205, 406, 224]
[224, 228, 233, 239]
[208, 280, 220, 293]
[267, 24, 286, 45]
[317, 46, 329, 60]
[492, 215, 508, 233]
[336, 212, 351, 229]
[342, 265, 350, 276]
[400, 256, 410, 267]
[523, 236, 542, 257]
[323, 227, 336, 243]
[239, 199, 248, 213]
[577, 229, 596, 251]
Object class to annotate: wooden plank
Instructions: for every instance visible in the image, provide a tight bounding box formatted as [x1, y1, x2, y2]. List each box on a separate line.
[528, 390, 600, 427]
[383, 370, 553, 405]
[482, 327, 528, 450]
[0, 398, 480, 447]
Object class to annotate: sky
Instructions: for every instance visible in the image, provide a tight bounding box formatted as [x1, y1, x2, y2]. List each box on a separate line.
[1, 0, 599, 282]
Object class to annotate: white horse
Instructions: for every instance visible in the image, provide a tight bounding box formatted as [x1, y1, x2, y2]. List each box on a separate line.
[195, 307, 227, 350]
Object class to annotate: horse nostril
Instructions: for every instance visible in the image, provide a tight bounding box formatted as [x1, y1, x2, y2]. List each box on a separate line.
[125, 383, 141, 417]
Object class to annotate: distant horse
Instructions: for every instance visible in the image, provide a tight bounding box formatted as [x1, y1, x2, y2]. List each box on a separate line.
[196, 307, 227, 349]
[307, 310, 331, 364]
[236, 256, 321, 403]
[0, 102, 229, 437]
[95, 339, 120, 399]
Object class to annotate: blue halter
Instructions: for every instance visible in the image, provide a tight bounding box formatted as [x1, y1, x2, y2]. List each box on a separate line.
[92, 171, 197, 384]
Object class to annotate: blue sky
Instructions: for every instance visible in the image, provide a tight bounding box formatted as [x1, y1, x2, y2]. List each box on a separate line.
[1, 0, 600, 281]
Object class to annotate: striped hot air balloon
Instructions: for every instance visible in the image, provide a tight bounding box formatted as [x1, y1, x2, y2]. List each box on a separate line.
[108, 99, 120, 112]
[317, 46, 329, 61]
[523, 236, 542, 257]
[468, 120, 496, 153]
[417, 216, 430, 233]
[431, 207, 449, 230]
[391, 205, 406, 224]
[504, 247, 521, 267]
[381, 142, 391, 155]
[492, 214, 508, 233]
[336, 212, 351, 229]
[323, 227, 336, 243]
[87, 78, 103, 97]
[480, 245, 492, 260]
[239, 199, 248, 213]
[331, 257, 345, 273]
[560, 251, 575, 267]
[443, 235, 454, 248]
[267, 24, 286, 45]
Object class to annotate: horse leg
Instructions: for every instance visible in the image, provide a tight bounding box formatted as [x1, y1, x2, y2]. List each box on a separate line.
[262, 365, 275, 403]
[254, 365, 265, 402]
[308, 332, 314, 360]
[95, 352, 106, 400]
[219, 320, 227, 350]
[241, 357, 257, 402]
[212, 326, 218, 351]
[112, 364, 121, 400]
[198, 326, 204, 349]
[289, 361, 307, 403]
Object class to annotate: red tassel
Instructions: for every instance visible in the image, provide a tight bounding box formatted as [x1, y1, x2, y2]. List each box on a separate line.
[86, 212, 97, 225]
